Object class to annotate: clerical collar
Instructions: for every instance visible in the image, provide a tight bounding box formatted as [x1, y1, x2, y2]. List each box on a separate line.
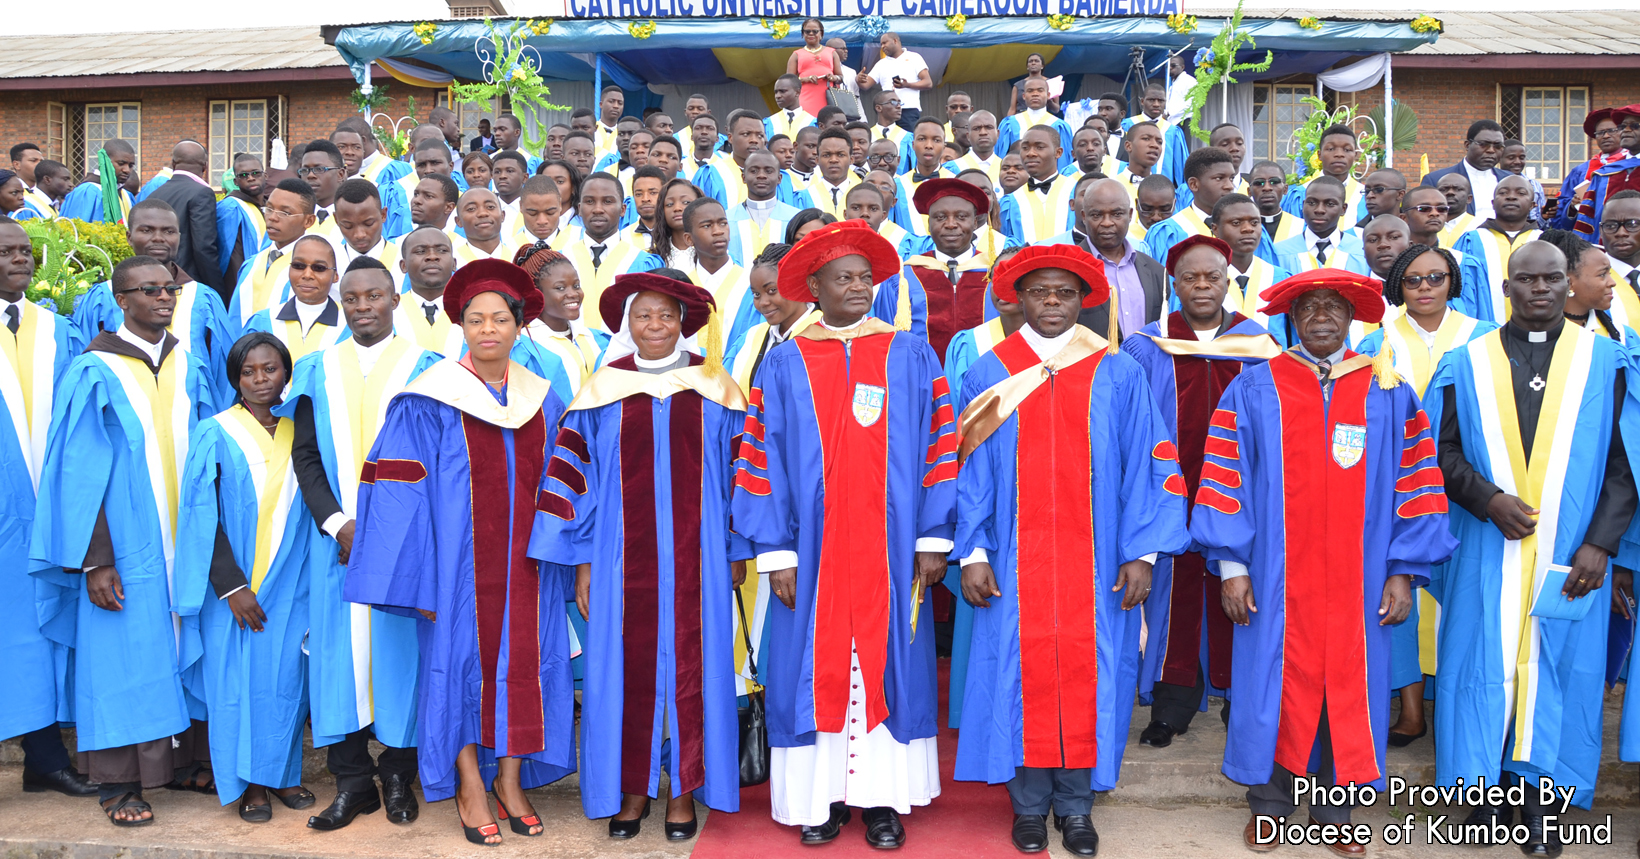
[745, 197, 777, 211]
[820, 315, 867, 332]
[1020, 324, 1073, 360]
[1505, 319, 1564, 343]
[1262, 212, 1282, 223]
[116, 324, 165, 366]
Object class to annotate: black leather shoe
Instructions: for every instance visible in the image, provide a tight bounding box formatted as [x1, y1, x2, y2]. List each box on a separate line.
[800, 802, 850, 845]
[665, 816, 698, 841]
[1138, 720, 1184, 748]
[1056, 814, 1099, 856]
[381, 774, 418, 824]
[1519, 814, 1563, 857]
[1011, 814, 1048, 853]
[608, 799, 650, 839]
[307, 788, 382, 831]
[23, 766, 98, 797]
[1464, 804, 1514, 832]
[862, 806, 905, 849]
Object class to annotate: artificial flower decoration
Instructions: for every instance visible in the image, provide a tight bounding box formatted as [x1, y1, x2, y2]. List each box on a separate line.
[412, 21, 438, 45]
[1410, 14, 1443, 34]
[946, 14, 967, 34]
[527, 18, 552, 36]
[1193, 47, 1215, 68]
[760, 18, 790, 39]
[1182, 0, 1273, 141]
[628, 20, 656, 39]
[1167, 13, 1198, 34]
[1047, 13, 1076, 31]
[860, 15, 889, 38]
[1298, 16, 1324, 30]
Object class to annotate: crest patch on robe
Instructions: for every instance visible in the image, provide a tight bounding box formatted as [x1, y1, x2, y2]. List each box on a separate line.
[1332, 423, 1367, 469]
[852, 384, 886, 427]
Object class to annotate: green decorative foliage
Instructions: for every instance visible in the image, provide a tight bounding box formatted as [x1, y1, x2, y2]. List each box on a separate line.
[1183, 0, 1274, 142]
[21, 218, 129, 315]
[450, 19, 568, 156]
[1365, 99, 1420, 155]
[1286, 98, 1385, 184]
[348, 81, 391, 114]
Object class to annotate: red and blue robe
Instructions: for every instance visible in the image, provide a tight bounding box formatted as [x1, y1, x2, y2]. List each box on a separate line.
[730, 320, 957, 748]
[872, 254, 993, 365]
[1124, 313, 1280, 710]
[1189, 351, 1457, 789]
[952, 326, 1191, 788]
[344, 359, 576, 802]
[529, 354, 750, 818]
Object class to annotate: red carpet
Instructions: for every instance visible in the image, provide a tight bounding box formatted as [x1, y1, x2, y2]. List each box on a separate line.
[692, 660, 1020, 858]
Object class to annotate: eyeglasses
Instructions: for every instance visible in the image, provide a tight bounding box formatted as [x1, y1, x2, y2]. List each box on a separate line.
[866, 153, 898, 164]
[1248, 178, 1283, 189]
[1365, 185, 1405, 195]
[261, 206, 305, 220]
[1624, 120, 1640, 131]
[288, 261, 332, 274]
[1601, 218, 1640, 233]
[1594, 127, 1624, 139]
[117, 285, 184, 297]
[1020, 286, 1085, 301]
[1409, 204, 1451, 215]
[235, 170, 265, 181]
[1400, 272, 1450, 289]
[296, 166, 339, 178]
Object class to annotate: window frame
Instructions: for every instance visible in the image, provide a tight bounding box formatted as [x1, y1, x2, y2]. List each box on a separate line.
[81, 101, 141, 177]
[1497, 83, 1590, 189]
[1251, 82, 1318, 165]
[208, 98, 273, 184]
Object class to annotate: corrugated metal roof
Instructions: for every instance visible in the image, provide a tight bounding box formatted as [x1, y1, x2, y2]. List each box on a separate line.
[0, 26, 344, 80]
[1187, 7, 1640, 56]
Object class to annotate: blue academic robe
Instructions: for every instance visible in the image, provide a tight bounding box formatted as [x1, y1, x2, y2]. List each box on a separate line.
[953, 328, 1190, 789]
[0, 305, 78, 739]
[58, 183, 132, 224]
[731, 323, 957, 748]
[174, 408, 312, 805]
[1273, 229, 1363, 277]
[872, 256, 992, 360]
[345, 359, 576, 802]
[73, 279, 235, 406]
[1119, 118, 1191, 186]
[272, 339, 439, 751]
[136, 170, 173, 203]
[1124, 314, 1278, 709]
[215, 196, 269, 282]
[29, 341, 218, 751]
[530, 353, 748, 818]
[1452, 228, 1544, 325]
[994, 115, 1075, 171]
[1189, 351, 1456, 790]
[1426, 326, 1640, 808]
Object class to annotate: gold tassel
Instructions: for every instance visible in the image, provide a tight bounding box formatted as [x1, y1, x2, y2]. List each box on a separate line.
[1106, 294, 1120, 353]
[1372, 341, 1401, 389]
[705, 307, 726, 374]
[895, 275, 913, 331]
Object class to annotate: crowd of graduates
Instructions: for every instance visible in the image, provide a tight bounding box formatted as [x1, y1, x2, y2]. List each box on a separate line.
[6, 57, 1640, 858]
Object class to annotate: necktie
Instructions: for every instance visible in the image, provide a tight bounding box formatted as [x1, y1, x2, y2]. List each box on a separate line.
[5, 305, 18, 335]
[786, 111, 795, 125]
[830, 187, 840, 205]
[316, 210, 329, 224]
[1236, 275, 1250, 302]
[1628, 270, 1639, 295]
[590, 244, 606, 268]
[1315, 239, 1330, 266]
[946, 259, 959, 283]
[423, 303, 438, 325]
[265, 247, 283, 274]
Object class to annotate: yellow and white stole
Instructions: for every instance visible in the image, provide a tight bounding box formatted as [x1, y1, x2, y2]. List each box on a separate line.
[320, 335, 422, 725]
[691, 260, 749, 333]
[213, 406, 297, 593]
[225, 196, 267, 248]
[523, 321, 603, 396]
[729, 207, 785, 266]
[949, 150, 1002, 190]
[804, 173, 861, 220]
[1005, 177, 1077, 244]
[1463, 325, 1595, 762]
[0, 303, 61, 488]
[236, 245, 296, 329]
[92, 347, 192, 602]
[271, 299, 346, 362]
[450, 234, 522, 268]
[1472, 228, 1543, 322]
[23, 187, 57, 219]
[1600, 275, 1640, 339]
[1440, 212, 1480, 248]
[895, 172, 940, 236]
[309, 211, 342, 244]
[562, 237, 657, 331]
[729, 309, 821, 398]
[1224, 257, 1284, 331]
[357, 153, 394, 184]
[767, 108, 816, 141]
[168, 283, 209, 358]
[595, 122, 620, 162]
[872, 122, 909, 150]
[1269, 211, 1305, 246]
[392, 300, 464, 357]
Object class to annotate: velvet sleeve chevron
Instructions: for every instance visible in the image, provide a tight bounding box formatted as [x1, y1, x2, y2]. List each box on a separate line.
[526, 411, 599, 568]
[1188, 379, 1257, 572]
[917, 349, 958, 544]
[1386, 390, 1458, 587]
[1115, 361, 1192, 564]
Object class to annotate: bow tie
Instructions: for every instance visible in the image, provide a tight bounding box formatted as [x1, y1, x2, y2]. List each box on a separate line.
[1028, 177, 1055, 194]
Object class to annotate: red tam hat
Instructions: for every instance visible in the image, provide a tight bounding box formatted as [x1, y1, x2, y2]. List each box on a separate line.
[1165, 235, 1233, 277]
[1258, 269, 1386, 324]
[598, 271, 718, 337]
[1584, 107, 1618, 137]
[777, 219, 901, 303]
[1615, 105, 1640, 126]
[912, 177, 991, 216]
[441, 259, 544, 324]
[990, 243, 1109, 308]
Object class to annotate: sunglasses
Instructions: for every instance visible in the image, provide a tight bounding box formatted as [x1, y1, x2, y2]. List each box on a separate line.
[1248, 178, 1283, 188]
[1365, 185, 1405, 195]
[288, 261, 332, 274]
[235, 170, 265, 180]
[118, 285, 184, 297]
[1401, 272, 1450, 289]
[1410, 204, 1451, 215]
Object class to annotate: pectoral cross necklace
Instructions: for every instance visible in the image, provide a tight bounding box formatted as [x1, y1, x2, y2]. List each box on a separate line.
[1524, 329, 1551, 392]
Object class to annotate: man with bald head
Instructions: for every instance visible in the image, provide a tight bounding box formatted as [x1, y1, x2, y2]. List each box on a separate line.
[1044, 178, 1167, 342]
[1432, 239, 1638, 856]
[450, 188, 518, 265]
[145, 140, 224, 293]
[1452, 174, 1543, 323]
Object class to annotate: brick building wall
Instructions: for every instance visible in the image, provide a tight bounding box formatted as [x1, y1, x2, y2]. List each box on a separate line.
[0, 76, 444, 180]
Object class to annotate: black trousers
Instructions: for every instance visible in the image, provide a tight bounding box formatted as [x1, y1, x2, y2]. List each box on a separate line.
[1246, 704, 1351, 825]
[19, 725, 71, 774]
[1006, 766, 1094, 817]
[1151, 671, 1207, 729]
[327, 727, 417, 793]
[897, 107, 922, 133]
[1500, 770, 1555, 814]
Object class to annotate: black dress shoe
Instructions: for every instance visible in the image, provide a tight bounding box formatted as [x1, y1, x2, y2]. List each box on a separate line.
[1464, 803, 1514, 831]
[800, 802, 850, 845]
[1056, 814, 1099, 856]
[862, 806, 905, 849]
[1011, 814, 1048, 853]
[665, 816, 698, 840]
[23, 766, 98, 797]
[1519, 814, 1563, 858]
[307, 788, 382, 831]
[608, 799, 650, 839]
[1138, 720, 1184, 748]
[381, 774, 418, 824]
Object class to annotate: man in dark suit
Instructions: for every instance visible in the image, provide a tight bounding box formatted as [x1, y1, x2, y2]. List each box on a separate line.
[1046, 177, 1167, 342]
[146, 140, 222, 295]
[1419, 119, 1510, 221]
[469, 118, 494, 154]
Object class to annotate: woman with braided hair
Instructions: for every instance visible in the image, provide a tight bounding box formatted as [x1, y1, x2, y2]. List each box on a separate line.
[513, 242, 608, 395]
[1542, 229, 1633, 342]
[1356, 242, 1497, 747]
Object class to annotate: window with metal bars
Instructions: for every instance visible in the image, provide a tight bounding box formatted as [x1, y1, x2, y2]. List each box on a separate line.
[65, 102, 140, 182]
[1498, 84, 1589, 187]
[1251, 83, 1317, 164]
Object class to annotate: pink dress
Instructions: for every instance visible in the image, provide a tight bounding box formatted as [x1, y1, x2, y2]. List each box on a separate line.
[793, 46, 838, 117]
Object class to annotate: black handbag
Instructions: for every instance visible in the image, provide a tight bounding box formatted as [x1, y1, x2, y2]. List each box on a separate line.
[826, 85, 864, 123]
[736, 589, 771, 786]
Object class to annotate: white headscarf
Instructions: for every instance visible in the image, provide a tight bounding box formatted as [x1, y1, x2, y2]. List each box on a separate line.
[600, 291, 699, 368]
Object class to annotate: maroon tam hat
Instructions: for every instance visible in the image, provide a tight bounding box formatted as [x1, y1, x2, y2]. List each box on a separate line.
[441, 258, 544, 324]
[1583, 107, 1618, 137]
[1165, 235, 1233, 277]
[990, 243, 1109, 308]
[598, 271, 718, 337]
[777, 219, 901, 303]
[1259, 269, 1386, 324]
[912, 177, 991, 216]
